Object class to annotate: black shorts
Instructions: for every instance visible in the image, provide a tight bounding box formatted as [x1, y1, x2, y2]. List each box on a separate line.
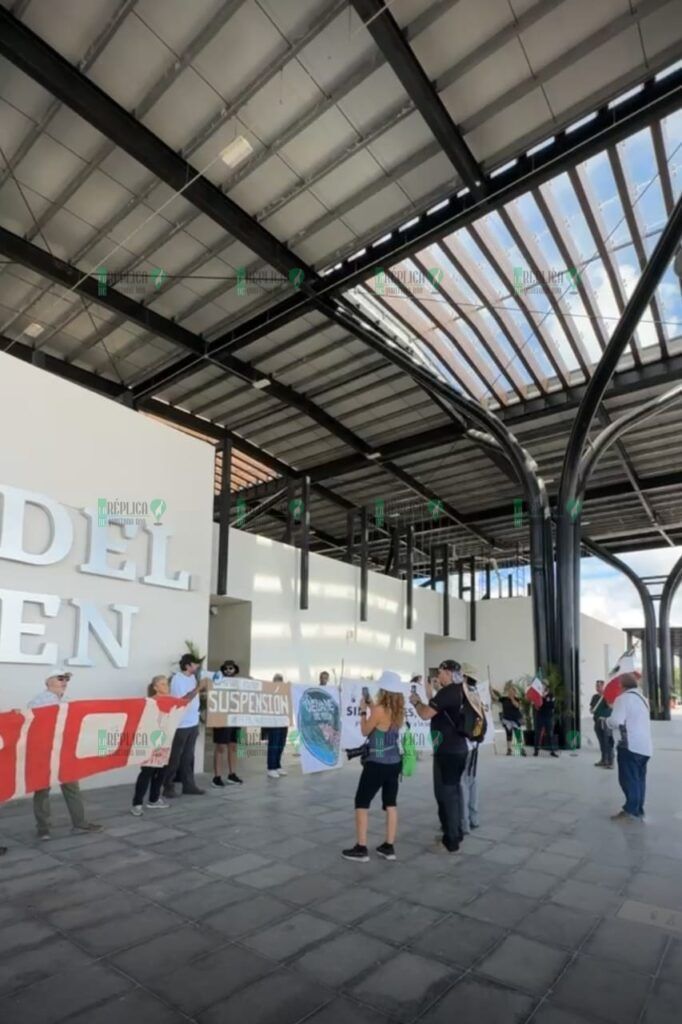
[354, 760, 401, 810]
[213, 727, 240, 744]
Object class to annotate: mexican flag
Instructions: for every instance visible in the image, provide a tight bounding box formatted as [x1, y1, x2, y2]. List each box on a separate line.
[604, 649, 640, 705]
[526, 675, 545, 710]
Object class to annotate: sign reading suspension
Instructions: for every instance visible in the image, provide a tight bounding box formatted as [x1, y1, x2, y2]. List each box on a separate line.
[206, 677, 292, 728]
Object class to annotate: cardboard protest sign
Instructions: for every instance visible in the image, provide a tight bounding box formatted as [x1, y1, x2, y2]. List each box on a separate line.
[0, 697, 186, 802]
[292, 685, 341, 773]
[206, 676, 291, 728]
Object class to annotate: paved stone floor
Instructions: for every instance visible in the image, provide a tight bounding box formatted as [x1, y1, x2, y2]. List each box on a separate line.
[1, 730, 681, 1024]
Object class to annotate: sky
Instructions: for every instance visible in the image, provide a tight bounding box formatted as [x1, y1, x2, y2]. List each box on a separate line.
[580, 546, 682, 630]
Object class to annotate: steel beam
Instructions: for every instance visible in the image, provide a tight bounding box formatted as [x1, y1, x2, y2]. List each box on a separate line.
[442, 544, 450, 636]
[217, 438, 232, 596]
[406, 523, 414, 630]
[360, 507, 369, 622]
[350, 0, 485, 197]
[659, 554, 682, 721]
[300, 476, 311, 611]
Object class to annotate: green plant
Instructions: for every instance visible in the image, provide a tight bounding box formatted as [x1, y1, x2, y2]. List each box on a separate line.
[184, 640, 205, 665]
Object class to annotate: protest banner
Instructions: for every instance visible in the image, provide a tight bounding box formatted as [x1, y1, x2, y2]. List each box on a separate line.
[340, 678, 432, 752]
[206, 676, 291, 728]
[0, 696, 186, 802]
[292, 685, 341, 773]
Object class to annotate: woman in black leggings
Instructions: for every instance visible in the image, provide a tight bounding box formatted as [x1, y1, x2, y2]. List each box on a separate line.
[131, 676, 171, 815]
[342, 688, 405, 863]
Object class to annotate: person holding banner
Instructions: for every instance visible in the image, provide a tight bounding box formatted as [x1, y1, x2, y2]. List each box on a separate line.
[410, 659, 467, 854]
[265, 674, 289, 779]
[163, 654, 208, 798]
[590, 680, 614, 769]
[131, 676, 173, 816]
[342, 678, 405, 862]
[29, 671, 102, 840]
[607, 673, 652, 821]
[211, 660, 244, 788]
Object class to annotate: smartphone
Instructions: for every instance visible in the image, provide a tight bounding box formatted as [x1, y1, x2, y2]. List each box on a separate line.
[361, 686, 371, 704]
[410, 684, 418, 696]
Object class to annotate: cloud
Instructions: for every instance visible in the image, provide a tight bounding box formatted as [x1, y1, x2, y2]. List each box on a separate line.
[581, 547, 682, 629]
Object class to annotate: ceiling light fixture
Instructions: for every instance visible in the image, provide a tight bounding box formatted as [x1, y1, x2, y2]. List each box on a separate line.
[220, 136, 254, 168]
[24, 322, 44, 337]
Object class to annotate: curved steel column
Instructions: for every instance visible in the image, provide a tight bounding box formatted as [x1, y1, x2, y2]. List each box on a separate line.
[582, 537, 658, 716]
[556, 195, 682, 726]
[659, 554, 682, 721]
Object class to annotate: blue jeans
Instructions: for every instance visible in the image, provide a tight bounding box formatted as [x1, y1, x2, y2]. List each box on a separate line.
[267, 728, 288, 770]
[617, 746, 649, 817]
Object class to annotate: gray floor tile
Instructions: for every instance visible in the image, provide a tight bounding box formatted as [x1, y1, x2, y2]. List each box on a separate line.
[477, 934, 568, 993]
[205, 851, 273, 878]
[198, 967, 330, 1024]
[202, 894, 293, 937]
[148, 945, 275, 1014]
[293, 930, 395, 987]
[108, 922, 220, 982]
[519, 903, 599, 949]
[582, 917, 669, 975]
[358, 900, 443, 945]
[165, 878, 251, 919]
[533, 1006, 601, 1024]
[411, 912, 505, 967]
[280, 872, 346, 906]
[483, 843, 534, 866]
[242, 911, 338, 960]
[641, 978, 682, 1024]
[0, 919, 57, 956]
[45, 891, 143, 931]
[572, 862, 632, 890]
[552, 955, 651, 1024]
[659, 936, 682, 981]
[530, 852, 582, 877]
[420, 975, 535, 1024]
[303, 994, 393, 1024]
[551, 879, 621, 915]
[315, 886, 389, 924]
[350, 950, 455, 1022]
[68, 905, 183, 955]
[497, 868, 558, 899]
[0, 962, 133, 1024]
[67, 988, 188, 1024]
[0, 936, 93, 995]
[626, 872, 682, 910]
[234, 861, 304, 889]
[461, 889, 536, 928]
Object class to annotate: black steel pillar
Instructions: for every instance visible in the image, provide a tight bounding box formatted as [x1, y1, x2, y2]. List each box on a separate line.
[360, 507, 368, 622]
[430, 546, 437, 591]
[484, 563, 491, 599]
[392, 523, 401, 578]
[216, 439, 231, 596]
[583, 537, 659, 716]
[458, 558, 465, 599]
[442, 543, 450, 636]
[557, 194, 682, 729]
[406, 524, 414, 630]
[507, 575, 513, 598]
[299, 475, 310, 611]
[285, 478, 296, 546]
[345, 509, 355, 563]
[659, 554, 682, 721]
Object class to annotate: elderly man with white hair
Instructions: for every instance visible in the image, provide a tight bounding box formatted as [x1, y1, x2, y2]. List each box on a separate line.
[28, 670, 102, 841]
[607, 672, 652, 822]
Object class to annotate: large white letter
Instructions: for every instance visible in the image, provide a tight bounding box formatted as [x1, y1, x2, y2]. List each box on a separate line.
[0, 589, 60, 663]
[67, 601, 139, 668]
[143, 525, 190, 590]
[79, 508, 137, 580]
[0, 485, 73, 565]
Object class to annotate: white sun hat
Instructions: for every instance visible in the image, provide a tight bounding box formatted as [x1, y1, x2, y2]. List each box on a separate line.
[375, 669, 404, 693]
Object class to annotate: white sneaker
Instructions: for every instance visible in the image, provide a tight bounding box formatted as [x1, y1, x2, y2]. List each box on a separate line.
[131, 805, 143, 817]
[267, 770, 280, 779]
[145, 798, 169, 809]
[277, 768, 288, 776]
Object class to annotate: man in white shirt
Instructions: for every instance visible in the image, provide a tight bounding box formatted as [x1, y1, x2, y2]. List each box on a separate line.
[28, 670, 102, 840]
[163, 654, 207, 798]
[607, 673, 652, 822]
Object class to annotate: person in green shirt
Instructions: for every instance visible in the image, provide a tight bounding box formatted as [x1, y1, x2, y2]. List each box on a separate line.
[590, 680, 614, 768]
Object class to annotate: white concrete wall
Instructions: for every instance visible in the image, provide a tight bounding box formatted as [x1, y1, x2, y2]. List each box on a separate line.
[208, 599, 252, 675]
[425, 597, 625, 718]
[0, 353, 214, 786]
[211, 526, 468, 682]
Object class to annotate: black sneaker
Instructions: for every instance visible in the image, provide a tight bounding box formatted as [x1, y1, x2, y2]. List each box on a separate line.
[550, 751, 559, 758]
[227, 773, 243, 784]
[211, 776, 225, 788]
[376, 842, 396, 861]
[342, 844, 369, 862]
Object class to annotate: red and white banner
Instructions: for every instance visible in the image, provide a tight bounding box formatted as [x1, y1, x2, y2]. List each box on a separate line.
[604, 650, 640, 705]
[0, 697, 186, 802]
[526, 676, 545, 710]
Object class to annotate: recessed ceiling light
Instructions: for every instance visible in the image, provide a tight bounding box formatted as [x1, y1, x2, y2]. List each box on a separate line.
[24, 322, 44, 337]
[220, 136, 253, 168]
[252, 378, 270, 390]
